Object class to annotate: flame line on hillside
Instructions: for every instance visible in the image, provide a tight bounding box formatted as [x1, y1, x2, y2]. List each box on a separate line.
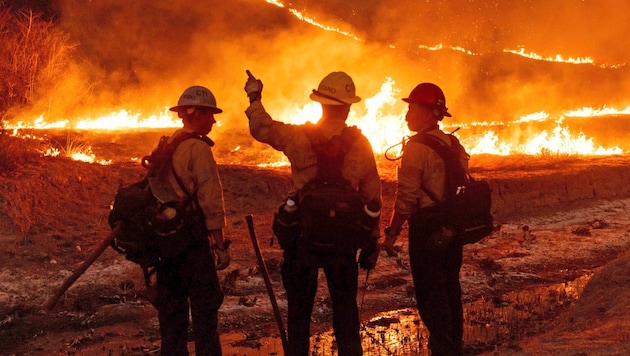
[266, 0, 361, 41]
[267, 1, 624, 69]
[419, 44, 624, 69]
[5, 76, 628, 162]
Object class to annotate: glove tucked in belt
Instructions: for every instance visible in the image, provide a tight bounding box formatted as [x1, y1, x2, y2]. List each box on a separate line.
[381, 227, 400, 257]
[213, 239, 232, 270]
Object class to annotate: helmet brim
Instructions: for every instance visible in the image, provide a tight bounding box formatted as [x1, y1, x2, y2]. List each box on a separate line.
[309, 90, 361, 106]
[169, 105, 223, 114]
[402, 98, 451, 117]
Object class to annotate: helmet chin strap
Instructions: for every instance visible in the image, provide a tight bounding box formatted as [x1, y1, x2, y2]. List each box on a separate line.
[418, 123, 439, 134]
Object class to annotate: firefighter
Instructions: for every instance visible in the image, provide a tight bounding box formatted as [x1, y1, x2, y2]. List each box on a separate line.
[155, 85, 231, 355]
[243, 71, 382, 356]
[384, 83, 469, 355]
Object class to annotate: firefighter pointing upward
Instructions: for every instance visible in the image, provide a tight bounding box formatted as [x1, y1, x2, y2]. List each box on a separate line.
[244, 71, 382, 356]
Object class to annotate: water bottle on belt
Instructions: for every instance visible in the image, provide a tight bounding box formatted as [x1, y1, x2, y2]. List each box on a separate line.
[278, 196, 299, 226]
[273, 195, 300, 249]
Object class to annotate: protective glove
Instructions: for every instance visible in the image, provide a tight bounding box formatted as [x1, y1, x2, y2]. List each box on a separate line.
[214, 247, 231, 270]
[244, 75, 263, 103]
[358, 240, 379, 270]
[381, 227, 399, 257]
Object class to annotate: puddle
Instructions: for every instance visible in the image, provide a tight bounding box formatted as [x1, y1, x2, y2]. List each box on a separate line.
[221, 332, 285, 355]
[221, 272, 593, 355]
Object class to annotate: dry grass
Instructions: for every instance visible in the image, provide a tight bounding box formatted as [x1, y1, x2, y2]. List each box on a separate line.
[0, 4, 75, 172]
[0, 6, 75, 121]
[0, 130, 39, 173]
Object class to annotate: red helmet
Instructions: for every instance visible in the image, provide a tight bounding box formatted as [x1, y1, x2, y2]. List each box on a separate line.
[403, 83, 451, 117]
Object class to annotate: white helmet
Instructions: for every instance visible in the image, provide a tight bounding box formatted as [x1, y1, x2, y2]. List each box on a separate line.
[169, 86, 223, 113]
[309, 71, 361, 105]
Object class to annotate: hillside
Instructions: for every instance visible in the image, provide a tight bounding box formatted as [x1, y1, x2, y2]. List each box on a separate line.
[1, 148, 630, 354]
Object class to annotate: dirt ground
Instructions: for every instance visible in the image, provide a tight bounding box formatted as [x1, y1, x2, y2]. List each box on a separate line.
[1, 130, 630, 355]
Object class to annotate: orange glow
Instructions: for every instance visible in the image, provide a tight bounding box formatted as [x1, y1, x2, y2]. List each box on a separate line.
[419, 44, 478, 56]
[504, 47, 596, 65]
[7, 110, 180, 131]
[467, 125, 623, 156]
[564, 106, 630, 118]
[504, 48, 626, 69]
[6, 77, 627, 165]
[418, 44, 625, 69]
[74, 109, 179, 130]
[43, 145, 112, 165]
[267, 0, 361, 41]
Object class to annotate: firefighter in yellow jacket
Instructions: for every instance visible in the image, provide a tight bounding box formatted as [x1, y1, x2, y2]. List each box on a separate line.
[151, 85, 231, 355]
[244, 71, 382, 356]
[384, 83, 470, 356]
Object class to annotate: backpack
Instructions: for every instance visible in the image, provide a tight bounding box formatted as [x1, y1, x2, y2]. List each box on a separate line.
[411, 133, 493, 245]
[296, 124, 366, 254]
[108, 132, 213, 272]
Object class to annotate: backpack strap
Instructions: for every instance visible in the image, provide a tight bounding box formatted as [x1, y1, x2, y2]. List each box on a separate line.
[142, 132, 214, 200]
[168, 133, 214, 199]
[410, 133, 466, 204]
[303, 124, 360, 180]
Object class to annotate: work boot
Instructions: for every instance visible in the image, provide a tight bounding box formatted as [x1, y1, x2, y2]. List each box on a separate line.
[381, 234, 398, 257]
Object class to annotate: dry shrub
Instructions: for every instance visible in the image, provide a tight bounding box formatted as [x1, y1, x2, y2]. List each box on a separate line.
[0, 6, 75, 120]
[0, 129, 39, 173]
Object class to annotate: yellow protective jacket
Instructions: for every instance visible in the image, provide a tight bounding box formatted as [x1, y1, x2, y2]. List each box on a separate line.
[245, 100, 381, 205]
[394, 128, 469, 216]
[164, 128, 227, 231]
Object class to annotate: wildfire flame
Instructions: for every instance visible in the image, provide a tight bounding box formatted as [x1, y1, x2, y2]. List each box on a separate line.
[5, 77, 625, 166]
[3, 0, 626, 165]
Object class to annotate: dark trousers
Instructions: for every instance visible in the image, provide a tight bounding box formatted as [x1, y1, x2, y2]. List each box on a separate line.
[409, 209, 464, 356]
[156, 238, 224, 356]
[281, 250, 362, 356]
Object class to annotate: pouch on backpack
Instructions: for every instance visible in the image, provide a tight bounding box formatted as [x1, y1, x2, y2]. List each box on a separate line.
[444, 178, 493, 245]
[109, 180, 161, 268]
[298, 178, 364, 254]
[413, 134, 494, 246]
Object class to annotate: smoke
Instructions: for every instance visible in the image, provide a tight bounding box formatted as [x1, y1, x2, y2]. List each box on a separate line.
[335, 0, 629, 63]
[41, 0, 405, 128]
[25, 0, 630, 138]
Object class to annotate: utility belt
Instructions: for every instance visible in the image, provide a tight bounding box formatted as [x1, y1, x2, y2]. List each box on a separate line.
[151, 203, 207, 260]
[272, 197, 376, 256]
[410, 205, 455, 252]
[411, 205, 444, 228]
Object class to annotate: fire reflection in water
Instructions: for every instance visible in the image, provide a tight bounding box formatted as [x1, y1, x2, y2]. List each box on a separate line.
[222, 271, 592, 355]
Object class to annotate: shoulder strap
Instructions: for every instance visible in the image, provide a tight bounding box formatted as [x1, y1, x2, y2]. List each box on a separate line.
[171, 133, 214, 198]
[410, 133, 465, 204]
[303, 124, 360, 180]
[142, 132, 214, 198]
[411, 134, 461, 168]
[168, 132, 215, 152]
